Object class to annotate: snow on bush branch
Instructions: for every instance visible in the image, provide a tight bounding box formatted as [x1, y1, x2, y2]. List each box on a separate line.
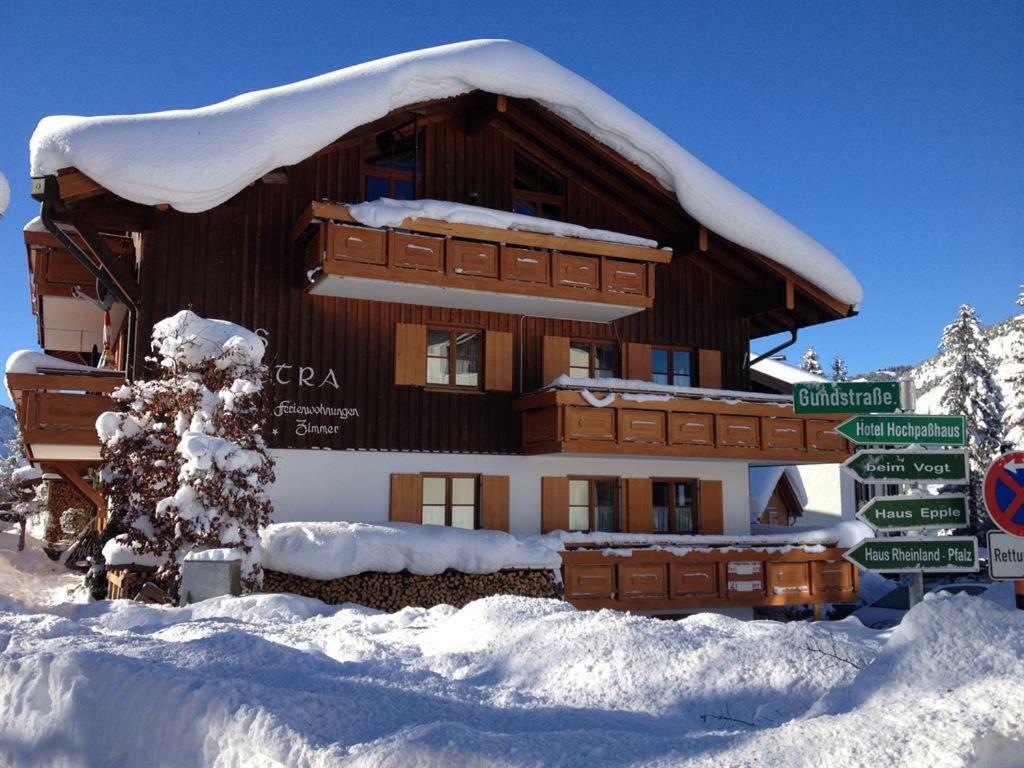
[96, 310, 274, 590]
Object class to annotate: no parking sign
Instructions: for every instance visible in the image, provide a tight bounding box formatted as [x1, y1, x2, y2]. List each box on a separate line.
[983, 451, 1024, 538]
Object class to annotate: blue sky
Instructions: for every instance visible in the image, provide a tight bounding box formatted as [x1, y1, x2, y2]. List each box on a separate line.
[0, 0, 1020, 405]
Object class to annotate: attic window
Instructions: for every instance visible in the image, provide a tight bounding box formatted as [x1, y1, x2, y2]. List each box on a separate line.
[364, 119, 421, 202]
[513, 149, 565, 220]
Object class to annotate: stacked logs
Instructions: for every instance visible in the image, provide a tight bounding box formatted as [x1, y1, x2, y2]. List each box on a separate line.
[263, 568, 560, 612]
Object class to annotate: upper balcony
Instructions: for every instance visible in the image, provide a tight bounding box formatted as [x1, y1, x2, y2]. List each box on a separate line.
[293, 200, 672, 323]
[515, 380, 853, 464]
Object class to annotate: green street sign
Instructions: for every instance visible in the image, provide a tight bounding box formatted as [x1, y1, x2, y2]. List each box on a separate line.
[843, 536, 978, 573]
[841, 449, 969, 484]
[836, 414, 966, 446]
[792, 381, 902, 415]
[856, 494, 969, 532]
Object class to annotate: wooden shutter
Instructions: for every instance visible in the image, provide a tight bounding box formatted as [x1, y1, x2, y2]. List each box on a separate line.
[624, 477, 654, 533]
[698, 349, 722, 389]
[700, 479, 724, 534]
[542, 336, 570, 385]
[481, 475, 510, 531]
[624, 343, 652, 381]
[484, 331, 514, 392]
[394, 323, 427, 386]
[541, 476, 570, 533]
[389, 473, 422, 524]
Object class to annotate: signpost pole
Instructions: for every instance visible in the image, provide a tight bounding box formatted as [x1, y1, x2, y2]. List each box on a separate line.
[899, 379, 925, 611]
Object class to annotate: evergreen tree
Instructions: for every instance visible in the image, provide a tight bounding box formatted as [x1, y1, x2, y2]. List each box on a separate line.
[1004, 286, 1024, 447]
[938, 304, 1007, 532]
[830, 354, 849, 382]
[800, 346, 824, 376]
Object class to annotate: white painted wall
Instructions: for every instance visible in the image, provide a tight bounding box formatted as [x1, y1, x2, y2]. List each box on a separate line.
[794, 464, 856, 526]
[269, 449, 751, 537]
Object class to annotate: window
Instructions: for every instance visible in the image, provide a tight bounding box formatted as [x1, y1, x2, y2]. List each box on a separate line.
[364, 120, 421, 202]
[422, 474, 478, 529]
[651, 479, 698, 533]
[568, 478, 619, 532]
[651, 347, 694, 387]
[426, 328, 481, 388]
[569, 340, 618, 379]
[512, 150, 565, 220]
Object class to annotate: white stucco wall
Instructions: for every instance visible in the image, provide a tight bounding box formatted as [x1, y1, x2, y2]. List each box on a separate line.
[794, 463, 856, 526]
[269, 449, 751, 537]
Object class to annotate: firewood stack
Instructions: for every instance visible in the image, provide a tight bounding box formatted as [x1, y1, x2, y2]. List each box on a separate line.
[263, 568, 560, 612]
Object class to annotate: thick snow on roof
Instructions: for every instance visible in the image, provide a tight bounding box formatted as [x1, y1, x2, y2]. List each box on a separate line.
[0, 171, 9, 217]
[5, 350, 98, 377]
[749, 465, 810, 519]
[347, 198, 658, 247]
[30, 40, 862, 305]
[750, 354, 827, 386]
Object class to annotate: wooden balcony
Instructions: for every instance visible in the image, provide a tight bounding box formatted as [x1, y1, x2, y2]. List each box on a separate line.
[561, 544, 858, 613]
[6, 370, 123, 462]
[515, 386, 852, 463]
[293, 201, 671, 322]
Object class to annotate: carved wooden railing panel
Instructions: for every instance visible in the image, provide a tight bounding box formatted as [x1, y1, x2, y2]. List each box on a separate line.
[6, 371, 122, 454]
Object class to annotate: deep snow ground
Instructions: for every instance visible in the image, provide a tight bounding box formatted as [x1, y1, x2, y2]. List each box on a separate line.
[1, 523, 1022, 768]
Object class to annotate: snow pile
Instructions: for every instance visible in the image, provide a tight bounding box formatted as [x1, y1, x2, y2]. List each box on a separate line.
[0, 587, 1020, 767]
[30, 39, 862, 305]
[346, 198, 658, 247]
[10, 466, 42, 484]
[101, 535, 164, 568]
[150, 309, 264, 371]
[749, 465, 809, 520]
[4, 349, 98, 376]
[547, 374, 794, 404]
[261, 521, 561, 579]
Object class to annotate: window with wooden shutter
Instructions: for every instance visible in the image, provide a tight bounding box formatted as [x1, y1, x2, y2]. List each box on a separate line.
[484, 331, 514, 392]
[542, 336, 570, 385]
[481, 475, 510, 531]
[700, 480, 724, 534]
[651, 478, 699, 533]
[624, 343, 652, 382]
[389, 474, 423, 523]
[698, 349, 722, 389]
[624, 477, 653, 533]
[394, 323, 427, 386]
[541, 476, 569, 533]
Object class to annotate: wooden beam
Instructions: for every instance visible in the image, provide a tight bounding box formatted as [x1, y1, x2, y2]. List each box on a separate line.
[699, 225, 708, 252]
[49, 463, 106, 519]
[785, 279, 795, 311]
[5, 372, 124, 394]
[56, 168, 108, 203]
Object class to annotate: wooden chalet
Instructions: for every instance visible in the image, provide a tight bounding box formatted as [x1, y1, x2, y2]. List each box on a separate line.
[9, 40, 863, 614]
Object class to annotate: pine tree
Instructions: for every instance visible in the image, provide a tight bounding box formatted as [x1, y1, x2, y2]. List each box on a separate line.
[938, 304, 1007, 532]
[1004, 285, 1024, 447]
[831, 354, 849, 382]
[800, 346, 824, 376]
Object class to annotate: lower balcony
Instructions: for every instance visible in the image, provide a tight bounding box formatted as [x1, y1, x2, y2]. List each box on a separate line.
[6, 368, 122, 462]
[515, 384, 852, 463]
[561, 542, 858, 613]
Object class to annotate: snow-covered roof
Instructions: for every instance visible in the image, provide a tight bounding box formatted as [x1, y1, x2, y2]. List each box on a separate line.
[749, 466, 809, 519]
[346, 198, 658, 248]
[749, 355, 828, 386]
[30, 40, 862, 306]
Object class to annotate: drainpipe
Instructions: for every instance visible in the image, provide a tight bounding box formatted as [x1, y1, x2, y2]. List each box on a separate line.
[31, 175, 138, 379]
[747, 328, 798, 371]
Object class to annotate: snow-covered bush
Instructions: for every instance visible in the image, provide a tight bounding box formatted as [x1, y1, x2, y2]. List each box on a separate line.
[98, 310, 275, 590]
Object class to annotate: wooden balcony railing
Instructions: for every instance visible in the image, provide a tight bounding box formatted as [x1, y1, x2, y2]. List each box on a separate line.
[515, 387, 852, 463]
[293, 201, 671, 322]
[561, 544, 858, 613]
[6, 370, 123, 461]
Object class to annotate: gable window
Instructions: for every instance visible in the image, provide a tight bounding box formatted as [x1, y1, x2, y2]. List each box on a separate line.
[364, 119, 421, 202]
[651, 479, 699, 533]
[569, 478, 619, 532]
[569, 340, 617, 379]
[512, 149, 565, 220]
[422, 474, 478, 529]
[651, 347, 694, 387]
[427, 328, 481, 389]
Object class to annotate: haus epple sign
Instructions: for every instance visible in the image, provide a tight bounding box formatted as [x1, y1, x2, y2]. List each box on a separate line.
[836, 414, 966, 446]
[841, 449, 969, 484]
[843, 537, 979, 573]
[855, 494, 969, 532]
[792, 381, 901, 415]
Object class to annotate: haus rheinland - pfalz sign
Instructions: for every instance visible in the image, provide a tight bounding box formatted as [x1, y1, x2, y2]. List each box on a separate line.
[843, 537, 979, 573]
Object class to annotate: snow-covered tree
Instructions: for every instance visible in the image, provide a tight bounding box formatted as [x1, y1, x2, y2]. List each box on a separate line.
[0, 438, 45, 519]
[938, 305, 1007, 530]
[98, 311, 275, 590]
[1004, 286, 1024, 448]
[831, 354, 849, 382]
[799, 346, 824, 376]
